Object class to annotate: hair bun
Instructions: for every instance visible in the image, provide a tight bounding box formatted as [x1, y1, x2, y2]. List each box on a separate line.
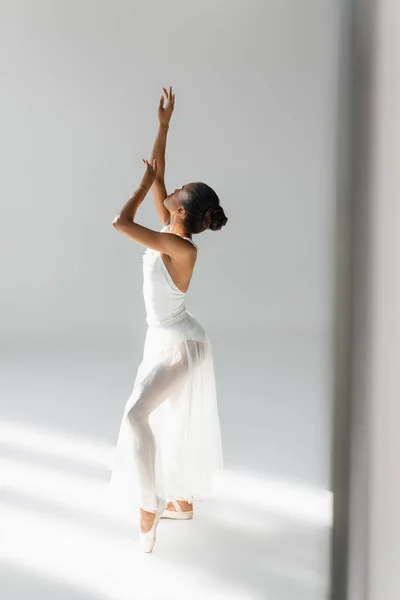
[204, 205, 228, 231]
[202, 207, 214, 229]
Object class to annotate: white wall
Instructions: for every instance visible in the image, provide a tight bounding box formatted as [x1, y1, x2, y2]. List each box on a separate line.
[0, 2, 346, 597]
[1, 0, 340, 345]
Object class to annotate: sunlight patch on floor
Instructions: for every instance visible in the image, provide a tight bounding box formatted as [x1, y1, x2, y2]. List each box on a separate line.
[0, 419, 331, 600]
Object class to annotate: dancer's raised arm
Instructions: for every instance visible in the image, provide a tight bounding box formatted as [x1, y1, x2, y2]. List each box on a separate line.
[149, 86, 175, 226]
[112, 159, 194, 259]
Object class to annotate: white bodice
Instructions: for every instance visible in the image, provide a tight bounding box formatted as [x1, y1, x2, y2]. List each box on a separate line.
[142, 224, 198, 326]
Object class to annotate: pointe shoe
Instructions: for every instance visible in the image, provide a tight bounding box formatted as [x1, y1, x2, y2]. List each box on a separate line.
[140, 509, 164, 553]
[162, 499, 194, 520]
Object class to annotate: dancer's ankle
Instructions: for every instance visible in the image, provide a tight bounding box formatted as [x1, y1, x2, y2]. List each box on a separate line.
[140, 507, 156, 533]
[166, 499, 193, 512]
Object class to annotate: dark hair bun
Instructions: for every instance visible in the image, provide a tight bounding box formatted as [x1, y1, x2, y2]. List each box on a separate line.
[203, 205, 228, 231]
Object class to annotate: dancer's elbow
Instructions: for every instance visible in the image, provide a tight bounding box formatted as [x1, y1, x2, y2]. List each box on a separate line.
[113, 214, 130, 229]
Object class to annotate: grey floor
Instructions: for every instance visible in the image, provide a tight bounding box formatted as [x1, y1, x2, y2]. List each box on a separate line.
[0, 333, 332, 600]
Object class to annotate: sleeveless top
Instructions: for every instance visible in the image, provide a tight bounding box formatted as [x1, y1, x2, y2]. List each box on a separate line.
[142, 224, 198, 326]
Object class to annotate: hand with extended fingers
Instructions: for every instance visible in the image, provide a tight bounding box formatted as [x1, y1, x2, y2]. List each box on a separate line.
[158, 86, 175, 128]
[140, 158, 157, 191]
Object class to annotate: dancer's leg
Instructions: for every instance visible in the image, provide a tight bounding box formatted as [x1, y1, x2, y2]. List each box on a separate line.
[127, 340, 205, 523]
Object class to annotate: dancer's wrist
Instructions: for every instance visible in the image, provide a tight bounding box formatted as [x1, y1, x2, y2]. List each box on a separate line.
[136, 184, 150, 197]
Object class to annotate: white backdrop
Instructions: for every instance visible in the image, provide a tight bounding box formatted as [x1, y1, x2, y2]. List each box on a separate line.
[1, 2, 344, 599]
[1, 0, 339, 343]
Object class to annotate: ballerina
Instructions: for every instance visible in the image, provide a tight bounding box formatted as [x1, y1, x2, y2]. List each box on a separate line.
[109, 86, 228, 552]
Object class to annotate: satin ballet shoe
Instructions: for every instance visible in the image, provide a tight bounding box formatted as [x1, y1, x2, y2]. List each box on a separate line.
[140, 509, 164, 553]
[162, 499, 194, 520]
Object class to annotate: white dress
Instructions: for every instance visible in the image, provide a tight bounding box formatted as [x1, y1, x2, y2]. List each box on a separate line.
[107, 223, 224, 517]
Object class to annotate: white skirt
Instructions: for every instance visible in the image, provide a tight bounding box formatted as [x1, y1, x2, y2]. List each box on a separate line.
[107, 310, 224, 517]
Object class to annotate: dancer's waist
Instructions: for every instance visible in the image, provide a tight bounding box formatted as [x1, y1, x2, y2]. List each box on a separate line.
[146, 307, 191, 328]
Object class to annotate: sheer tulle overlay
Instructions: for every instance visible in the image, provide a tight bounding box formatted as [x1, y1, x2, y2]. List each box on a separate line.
[107, 225, 224, 517]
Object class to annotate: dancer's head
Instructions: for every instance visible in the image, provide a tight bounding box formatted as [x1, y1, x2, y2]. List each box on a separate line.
[164, 182, 228, 234]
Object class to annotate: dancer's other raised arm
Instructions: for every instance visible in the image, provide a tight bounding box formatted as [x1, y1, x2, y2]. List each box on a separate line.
[112, 158, 194, 259]
[149, 86, 175, 226]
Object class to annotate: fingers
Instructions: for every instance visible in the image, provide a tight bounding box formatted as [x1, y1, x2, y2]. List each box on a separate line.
[169, 86, 174, 106]
[159, 95, 164, 110]
[161, 86, 174, 106]
[142, 158, 157, 173]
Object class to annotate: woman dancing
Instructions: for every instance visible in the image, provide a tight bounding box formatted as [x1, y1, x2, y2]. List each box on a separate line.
[109, 86, 228, 552]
